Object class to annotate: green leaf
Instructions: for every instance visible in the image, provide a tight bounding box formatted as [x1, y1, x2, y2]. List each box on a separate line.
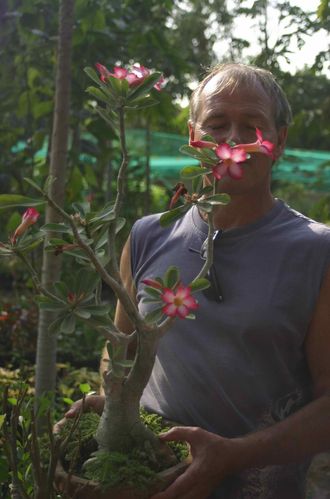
[108, 74, 124, 95]
[144, 306, 164, 324]
[53, 281, 69, 300]
[0, 414, 5, 429]
[84, 304, 111, 316]
[159, 204, 190, 227]
[47, 315, 65, 335]
[84, 66, 103, 86]
[192, 175, 203, 193]
[0, 195, 45, 209]
[179, 145, 216, 165]
[128, 72, 162, 101]
[125, 96, 158, 110]
[86, 86, 113, 105]
[38, 300, 66, 311]
[75, 268, 100, 295]
[89, 202, 115, 224]
[164, 266, 180, 288]
[196, 201, 213, 213]
[7, 398, 17, 406]
[201, 133, 217, 142]
[199, 185, 213, 195]
[74, 309, 92, 319]
[62, 397, 74, 406]
[180, 166, 208, 179]
[95, 107, 118, 133]
[60, 314, 76, 334]
[115, 217, 126, 234]
[189, 278, 210, 293]
[79, 383, 91, 394]
[41, 223, 71, 233]
[144, 286, 162, 298]
[18, 235, 44, 252]
[205, 194, 231, 205]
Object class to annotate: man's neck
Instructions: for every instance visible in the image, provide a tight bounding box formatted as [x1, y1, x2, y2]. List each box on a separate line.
[206, 191, 275, 230]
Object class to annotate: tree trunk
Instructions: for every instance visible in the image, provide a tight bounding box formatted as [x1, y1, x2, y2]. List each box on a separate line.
[35, 0, 75, 401]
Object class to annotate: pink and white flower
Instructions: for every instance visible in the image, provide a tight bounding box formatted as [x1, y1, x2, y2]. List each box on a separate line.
[161, 285, 198, 319]
[212, 144, 247, 180]
[235, 128, 275, 158]
[95, 63, 164, 91]
[12, 207, 40, 243]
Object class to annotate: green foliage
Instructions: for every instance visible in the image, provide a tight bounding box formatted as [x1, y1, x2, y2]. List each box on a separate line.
[60, 409, 188, 490]
[84, 450, 157, 490]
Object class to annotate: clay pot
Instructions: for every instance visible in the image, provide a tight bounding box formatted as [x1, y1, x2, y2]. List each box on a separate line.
[55, 456, 190, 499]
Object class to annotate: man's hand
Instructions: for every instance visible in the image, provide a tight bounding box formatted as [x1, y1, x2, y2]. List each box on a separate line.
[53, 395, 105, 434]
[151, 426, 236, 499]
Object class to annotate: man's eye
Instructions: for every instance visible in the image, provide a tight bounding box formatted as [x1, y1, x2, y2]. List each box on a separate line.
[209, 124, 225, 130]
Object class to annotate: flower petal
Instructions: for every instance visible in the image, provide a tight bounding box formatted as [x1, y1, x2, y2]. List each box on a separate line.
[161, 289, 175, 304]
[231, 147, 247, 163]
[256, 128, 263, 142]
[177, 305, 190, 318]
[126, 72, 141, 86]
[163, 303, 178, 317]
[215, 143, 232, 160]
[212, 163, 228, 180]
[113, 66, 128, 79]
[228, 162, 244, 179]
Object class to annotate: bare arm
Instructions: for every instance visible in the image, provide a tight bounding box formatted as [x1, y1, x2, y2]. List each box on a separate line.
[152, 266, 330, 499]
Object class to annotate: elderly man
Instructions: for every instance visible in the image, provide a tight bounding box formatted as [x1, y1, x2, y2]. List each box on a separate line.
[68, 63, 330, 499]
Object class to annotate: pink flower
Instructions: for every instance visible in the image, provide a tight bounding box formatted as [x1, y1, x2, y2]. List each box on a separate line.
[12, 208, 40, 243]
[95, 62, 164, 91]
[95, 63, 112, 82]
[212, 144, 247, 180]
[235, 128, 275, 158]
[161, 285, 198, 319]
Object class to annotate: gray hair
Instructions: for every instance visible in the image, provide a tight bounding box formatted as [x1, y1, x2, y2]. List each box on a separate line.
[190, 63, 292, 129]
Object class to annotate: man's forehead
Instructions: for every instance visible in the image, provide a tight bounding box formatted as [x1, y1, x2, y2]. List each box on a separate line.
[202, 72, 270, 103]
[198, 73, 273, 119]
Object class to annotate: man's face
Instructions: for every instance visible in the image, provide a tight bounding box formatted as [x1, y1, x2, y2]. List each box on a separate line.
[190, 75, 287, 195]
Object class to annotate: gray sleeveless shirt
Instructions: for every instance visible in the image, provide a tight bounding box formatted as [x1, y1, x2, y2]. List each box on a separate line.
[131, 200, 330, 499]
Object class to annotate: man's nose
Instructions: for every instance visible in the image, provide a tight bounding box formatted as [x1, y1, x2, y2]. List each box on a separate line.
[227, 125, 241, 144]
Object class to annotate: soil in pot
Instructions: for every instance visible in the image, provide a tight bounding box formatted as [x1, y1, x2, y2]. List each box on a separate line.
[54, 409, 191, 499]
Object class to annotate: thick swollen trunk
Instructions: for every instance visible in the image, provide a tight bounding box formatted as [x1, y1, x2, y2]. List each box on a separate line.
[35, 0, 74, 399]
[95, 328, 175, 466]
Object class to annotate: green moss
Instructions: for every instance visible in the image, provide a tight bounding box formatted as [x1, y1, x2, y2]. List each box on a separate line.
[58, 409, 189, 491]
[83, 450, 157, 490]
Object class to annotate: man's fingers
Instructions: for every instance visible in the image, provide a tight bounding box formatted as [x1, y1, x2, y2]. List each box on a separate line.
[158, 426, 196, 443]
[152, 465, 200, 499]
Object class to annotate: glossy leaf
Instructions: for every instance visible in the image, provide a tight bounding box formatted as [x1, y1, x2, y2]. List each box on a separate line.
[159, 204, 190, 227]
[189, 278, 210, 292]
[0, 195, 44, 209]
[164, 266, 180, 288]
[181, 166, 208, 179]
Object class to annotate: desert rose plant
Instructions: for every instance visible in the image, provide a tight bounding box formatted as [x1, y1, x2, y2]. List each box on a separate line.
[0, 62, 275, 494]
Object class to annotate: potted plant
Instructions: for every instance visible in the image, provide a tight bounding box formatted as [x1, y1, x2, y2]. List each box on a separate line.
[0, 62, 273, 498]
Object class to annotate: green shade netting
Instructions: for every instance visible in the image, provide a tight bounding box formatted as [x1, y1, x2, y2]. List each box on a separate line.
[12, 129, 330, 191]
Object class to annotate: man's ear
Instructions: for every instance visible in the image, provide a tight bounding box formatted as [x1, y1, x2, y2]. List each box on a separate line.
[274, 126, 288, 160]
[188, 121, 195, 145]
